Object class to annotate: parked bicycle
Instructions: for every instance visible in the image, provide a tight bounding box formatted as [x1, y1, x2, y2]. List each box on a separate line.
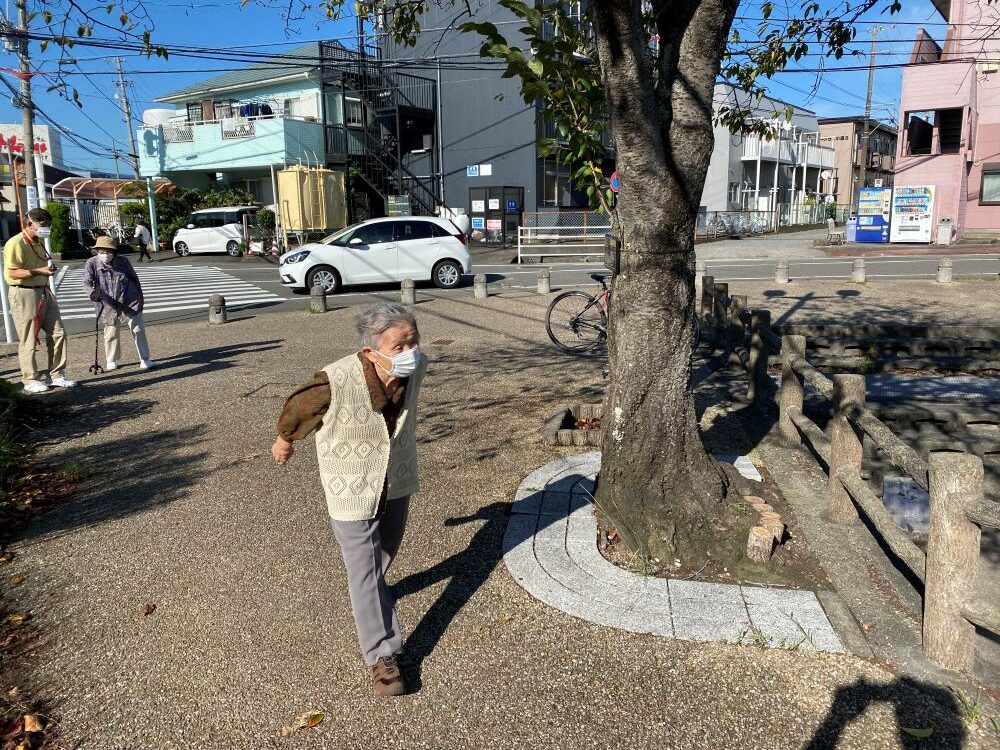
[544, 272, 701, 355]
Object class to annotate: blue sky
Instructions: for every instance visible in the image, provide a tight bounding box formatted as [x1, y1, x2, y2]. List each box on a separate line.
[0, 0, 948, 175]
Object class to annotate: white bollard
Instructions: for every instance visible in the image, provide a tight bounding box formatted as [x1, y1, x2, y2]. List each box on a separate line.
[473, 274, 489, 299]
[537, 269, 551, 294]
[774, 260, 789, 284]
[937, 258, 953, 283]
[851, 258, 867, 284]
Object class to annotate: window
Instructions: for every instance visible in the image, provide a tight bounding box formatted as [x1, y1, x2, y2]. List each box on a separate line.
[906, 111, 933, 155]
[396, 220, 433, 241]
[727, 182, 740, 205]
[186, 102, 202, 124]
[350, 222, 395, 245]
[938, 108, 962, 153]
[345, 97, 365, 127]
[431, 223, 453, 238]
[981, 164, 1000, 205]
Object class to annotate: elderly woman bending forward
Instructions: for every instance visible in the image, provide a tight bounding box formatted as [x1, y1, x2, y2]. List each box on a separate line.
[271, 302, 425, 697]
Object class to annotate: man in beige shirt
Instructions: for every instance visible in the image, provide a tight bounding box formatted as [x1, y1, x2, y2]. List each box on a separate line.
[3, 208, 75, 393]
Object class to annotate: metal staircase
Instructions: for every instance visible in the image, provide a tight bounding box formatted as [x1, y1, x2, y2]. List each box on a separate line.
[320, 42, 442, 217]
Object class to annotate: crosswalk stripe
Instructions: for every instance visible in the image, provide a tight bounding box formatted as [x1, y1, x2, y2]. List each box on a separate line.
[54, 265, 284, 319]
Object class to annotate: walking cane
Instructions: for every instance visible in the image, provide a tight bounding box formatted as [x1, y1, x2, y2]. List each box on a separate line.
[89, 303, 104, 375]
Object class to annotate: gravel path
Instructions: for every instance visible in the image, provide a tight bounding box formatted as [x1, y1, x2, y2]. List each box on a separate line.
[2, 289, 992, 748]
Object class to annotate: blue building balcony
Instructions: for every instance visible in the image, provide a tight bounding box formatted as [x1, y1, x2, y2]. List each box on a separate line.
[138, 115, 326, 176]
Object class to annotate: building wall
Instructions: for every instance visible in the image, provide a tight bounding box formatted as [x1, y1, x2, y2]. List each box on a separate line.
[158, 78, 323, 122]
[895, 0, 1000, 237]
[382, 4, 567, 213]
[0, 124, 64, 168]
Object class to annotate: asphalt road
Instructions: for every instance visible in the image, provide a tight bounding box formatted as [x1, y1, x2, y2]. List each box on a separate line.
[51, 250, 999, 336]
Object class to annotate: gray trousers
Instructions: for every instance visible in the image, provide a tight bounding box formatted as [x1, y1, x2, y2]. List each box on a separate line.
[330, 496, 410, 666]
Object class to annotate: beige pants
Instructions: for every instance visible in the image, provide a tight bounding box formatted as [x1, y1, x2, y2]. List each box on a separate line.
[9, 285, 67, 384]
[105, 312, 150, 364]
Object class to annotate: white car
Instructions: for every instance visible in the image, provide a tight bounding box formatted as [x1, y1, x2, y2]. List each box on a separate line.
[279, 216, 472, 294]
[173, 206, 258, 257]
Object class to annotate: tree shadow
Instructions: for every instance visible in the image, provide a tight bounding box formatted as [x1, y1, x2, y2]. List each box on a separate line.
[803, 677, 967, 749]
[15, 423, 210, 544]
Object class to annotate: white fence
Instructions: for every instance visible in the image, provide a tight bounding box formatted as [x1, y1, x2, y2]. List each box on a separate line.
[517, 211, 611, 262]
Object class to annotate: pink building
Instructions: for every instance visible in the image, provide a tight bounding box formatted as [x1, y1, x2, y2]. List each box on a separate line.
[895, 0, 1000, 242]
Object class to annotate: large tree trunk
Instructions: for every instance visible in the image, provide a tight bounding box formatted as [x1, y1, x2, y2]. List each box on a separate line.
[591, 0, 740, 563]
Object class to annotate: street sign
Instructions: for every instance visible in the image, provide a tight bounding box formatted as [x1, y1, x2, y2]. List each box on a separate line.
[505, 199, 518, 214]
[387, 195, 411, 216]
[874, 179, 884, 188]
[471, 217, 485, 230]
[466, 165, 480, 177]
[609, 171, 620, 193]
[26, 185, 37, 211]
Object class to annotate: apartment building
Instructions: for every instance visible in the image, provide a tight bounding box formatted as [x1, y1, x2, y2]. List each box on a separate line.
[818, 116, 897, 210]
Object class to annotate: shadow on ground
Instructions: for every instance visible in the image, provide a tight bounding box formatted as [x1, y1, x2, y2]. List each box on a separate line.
[803, 676, 968, 749]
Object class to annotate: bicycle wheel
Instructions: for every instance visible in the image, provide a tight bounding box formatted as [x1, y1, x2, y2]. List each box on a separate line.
[545, 291, 607, 354]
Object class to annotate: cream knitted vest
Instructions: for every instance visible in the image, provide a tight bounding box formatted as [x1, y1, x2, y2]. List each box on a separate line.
[315, 353, 423, 521]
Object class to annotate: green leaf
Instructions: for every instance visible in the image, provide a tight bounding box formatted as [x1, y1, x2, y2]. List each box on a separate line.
[901, 727, 934, 739]
[527, 58, 544, 77]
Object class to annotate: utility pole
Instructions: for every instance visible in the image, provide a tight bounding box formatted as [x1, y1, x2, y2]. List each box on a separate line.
[15, 0, 35, 212]
[115, 57, 141, 178]
[857, 25, 883, 210]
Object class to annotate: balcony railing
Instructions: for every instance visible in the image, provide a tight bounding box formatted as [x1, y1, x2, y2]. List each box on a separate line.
[742, 136, 835, 169]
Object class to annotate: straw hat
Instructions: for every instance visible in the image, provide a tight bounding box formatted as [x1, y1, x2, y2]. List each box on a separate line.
[93, 236, 117, 252]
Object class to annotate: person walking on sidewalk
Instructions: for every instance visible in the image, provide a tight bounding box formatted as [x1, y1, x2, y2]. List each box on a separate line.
[134, 220, 153, 262]
[82, 236, 157, 371]
[271, 302, 426, 697]
[2, 208, 76, 394]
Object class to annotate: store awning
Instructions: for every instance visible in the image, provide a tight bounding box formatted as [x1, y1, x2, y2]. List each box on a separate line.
[50, 177, 176, 200]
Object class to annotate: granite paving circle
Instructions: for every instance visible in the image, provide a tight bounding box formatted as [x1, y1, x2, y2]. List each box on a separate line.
[504, 452, 845, 652]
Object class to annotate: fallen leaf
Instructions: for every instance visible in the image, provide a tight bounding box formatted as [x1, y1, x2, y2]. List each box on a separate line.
[902, 726, 934, 739]
[0, 552, 12, 565]
[2, 717, 23, 740]
[295, 711, 324, 730]
[9, 575, 24, 586]
[6, 614, 27, 624]
[140, 603, 156, 617]
[22, 715, 43, 733]
[8, 686, 20, 698]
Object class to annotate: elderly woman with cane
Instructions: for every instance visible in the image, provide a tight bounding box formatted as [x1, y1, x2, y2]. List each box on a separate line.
[82, 236, 157, 372]
[271, 302, 426, 697]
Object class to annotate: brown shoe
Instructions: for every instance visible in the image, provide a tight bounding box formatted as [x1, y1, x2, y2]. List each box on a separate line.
[372, 655, 407, 696]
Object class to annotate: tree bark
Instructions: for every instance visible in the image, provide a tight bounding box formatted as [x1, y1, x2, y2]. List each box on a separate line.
[591, 0, 740, 562]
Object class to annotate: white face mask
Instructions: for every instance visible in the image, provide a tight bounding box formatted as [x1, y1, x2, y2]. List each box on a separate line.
[375, 346, 421, 378]
[98, 253, 113, 264]
[35, 226, 52, 239]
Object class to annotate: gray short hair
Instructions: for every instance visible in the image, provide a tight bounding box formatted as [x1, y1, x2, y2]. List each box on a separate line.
[355, 302, 418, 349]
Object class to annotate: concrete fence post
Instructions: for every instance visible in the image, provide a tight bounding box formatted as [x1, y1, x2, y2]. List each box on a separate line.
[827, 374, 866, 522]
[779, 334, 807, 444]
[700, 274, 715, 324]
[309, 284, 327, 313]
[537, 269, 551, 294]
[775, 260, 790, 284]
[712, 282, 729, 338]
[474, 273, 489, 299]
[208, 294, 227, 325]
[852, 258, 867, 284]
[924, 452, 984, 674]
[695, 261, 706, 277]
[747, 309, 771, 405]
[400, 279, 416, 306]
[937, 258, 953, 283]
[728, 294, 748, 364]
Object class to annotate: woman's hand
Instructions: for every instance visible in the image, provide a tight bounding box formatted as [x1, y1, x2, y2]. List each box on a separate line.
[271, 436, 294, 465]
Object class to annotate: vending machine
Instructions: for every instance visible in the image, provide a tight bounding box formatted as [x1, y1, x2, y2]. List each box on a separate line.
[855, 187, 892, 244]
[889, 186, 935, 243]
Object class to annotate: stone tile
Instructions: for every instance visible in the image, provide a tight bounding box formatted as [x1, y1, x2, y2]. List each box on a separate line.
[519, 463, 565, 493]
[502, 515, 538, 557]
[746, 605, 844, 653]
[714, 454, 763, 482]
[613, 607, 674, 637]
[533, 516, 567, 548]
[740, 586, 821, 608]
[547, 472, 588, 494]
[673, 612, 751, 644]
[573, 477, 596, 496]
[510, 488, 544, 515]
[670, 595, 748, 624]
[568, 493, 591, 514]
[541, 490, 571, 516]
[669, 579, 745, 604]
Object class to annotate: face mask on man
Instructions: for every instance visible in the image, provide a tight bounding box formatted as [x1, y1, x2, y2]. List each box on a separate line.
[375, 346, 422, 378]
[97, 252, 113, 265]
[35, 226, 52, 239]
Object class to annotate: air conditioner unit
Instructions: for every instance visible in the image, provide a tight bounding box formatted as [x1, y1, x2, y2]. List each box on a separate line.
[870, 154, 882, 168]
[978, 60, 999, 74]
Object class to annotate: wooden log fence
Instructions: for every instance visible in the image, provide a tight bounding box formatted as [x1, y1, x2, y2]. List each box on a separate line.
[699, 274, 1000, 675]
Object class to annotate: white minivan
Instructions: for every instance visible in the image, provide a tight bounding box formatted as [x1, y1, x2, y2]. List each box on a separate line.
[279, 216, 472, 294]
[173, 206, 258, 257]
